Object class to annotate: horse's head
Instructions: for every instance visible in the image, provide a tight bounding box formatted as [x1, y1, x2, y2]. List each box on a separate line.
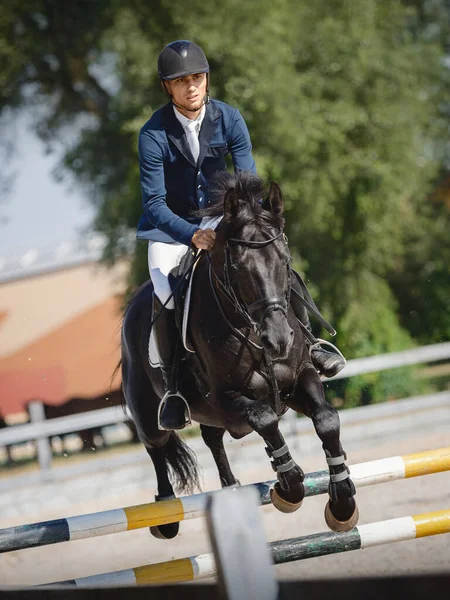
[210, 172, 294, 360]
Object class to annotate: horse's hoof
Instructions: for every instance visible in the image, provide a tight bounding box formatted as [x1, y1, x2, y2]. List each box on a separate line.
[324, 501, 359, 532]
[221, 478, 241, 488]
[270, 485, 303, 514]
[150, 522, 179, 539]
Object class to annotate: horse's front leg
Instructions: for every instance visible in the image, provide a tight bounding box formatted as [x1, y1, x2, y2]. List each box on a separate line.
[290, 367, 359, 532]
[222, 394, 305, 513]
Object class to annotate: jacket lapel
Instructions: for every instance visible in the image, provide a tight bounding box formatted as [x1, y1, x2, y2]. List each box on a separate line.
[198, 102, 221, 167]
[161, 103, 197, 167]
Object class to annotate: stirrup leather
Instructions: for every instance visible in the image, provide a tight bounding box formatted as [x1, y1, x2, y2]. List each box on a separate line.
[157, 390, 192, 431]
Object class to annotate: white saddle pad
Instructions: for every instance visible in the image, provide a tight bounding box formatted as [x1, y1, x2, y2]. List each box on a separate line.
[148, 328, 160, 368]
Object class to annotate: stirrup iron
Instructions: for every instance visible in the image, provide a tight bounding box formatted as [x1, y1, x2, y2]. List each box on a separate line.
[157, 391, 192, 431]
[310, 338, 346, 361]
[310, 338, 346, 381]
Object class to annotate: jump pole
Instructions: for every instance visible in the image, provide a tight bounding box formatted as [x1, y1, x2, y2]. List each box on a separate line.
[51, 509, 450, 587]
[1, 446, 449, 554]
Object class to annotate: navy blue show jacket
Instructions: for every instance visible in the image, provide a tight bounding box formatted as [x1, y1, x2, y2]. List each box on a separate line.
[136, 99, 256, 246]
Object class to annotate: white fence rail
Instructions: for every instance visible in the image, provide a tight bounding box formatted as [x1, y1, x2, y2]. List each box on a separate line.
[329, 342, 450, 380]
[1, 342, 449, 472]
[0, 405, 129, 447]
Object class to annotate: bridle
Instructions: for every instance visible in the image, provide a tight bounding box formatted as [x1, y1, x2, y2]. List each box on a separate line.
[207, 227, 292, 415]
[208, 229, 291, 344]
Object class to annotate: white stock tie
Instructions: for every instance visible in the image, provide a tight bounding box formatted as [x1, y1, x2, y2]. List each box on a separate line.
[185, 120, 200, 164]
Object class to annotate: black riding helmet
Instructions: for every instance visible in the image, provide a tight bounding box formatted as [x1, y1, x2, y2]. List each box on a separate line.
[158, 40, 210, 112]
[158, 40, 209, 80]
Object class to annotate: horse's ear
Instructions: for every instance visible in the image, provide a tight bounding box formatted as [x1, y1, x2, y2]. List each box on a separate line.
[264, 181, 284, 216]
[223, 187, 239, 219]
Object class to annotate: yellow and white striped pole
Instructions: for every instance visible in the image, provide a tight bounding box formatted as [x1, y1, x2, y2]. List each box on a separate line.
[53, 509, 450, 587]
[2, 447, 449, 553]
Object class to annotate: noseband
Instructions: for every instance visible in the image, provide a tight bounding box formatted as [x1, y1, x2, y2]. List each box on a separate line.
[209, 229, 291, 344]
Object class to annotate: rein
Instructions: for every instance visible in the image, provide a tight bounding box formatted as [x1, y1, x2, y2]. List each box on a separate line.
[207, 229, 291, 415]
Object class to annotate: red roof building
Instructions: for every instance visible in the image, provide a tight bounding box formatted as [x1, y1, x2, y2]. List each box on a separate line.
[0, 239, 128, 417]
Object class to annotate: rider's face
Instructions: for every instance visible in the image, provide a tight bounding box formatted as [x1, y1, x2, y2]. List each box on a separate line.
[166, 73, 207, 114]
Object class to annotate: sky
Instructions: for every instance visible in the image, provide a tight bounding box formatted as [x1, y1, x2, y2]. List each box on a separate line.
[0, 115, 96, 257]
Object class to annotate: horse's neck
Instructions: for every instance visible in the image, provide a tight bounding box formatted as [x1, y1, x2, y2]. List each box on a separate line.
[190, 256, 250, 340]
[208, 256, 252, 330]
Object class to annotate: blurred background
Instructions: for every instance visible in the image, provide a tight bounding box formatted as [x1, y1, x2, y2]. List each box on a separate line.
[0, 0, 449, 587]
[0, 0, 449, 479]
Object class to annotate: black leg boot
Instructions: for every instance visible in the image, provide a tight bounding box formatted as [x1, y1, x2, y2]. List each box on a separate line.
[152, 301, 191, 430]
[290, 273, 346, 378]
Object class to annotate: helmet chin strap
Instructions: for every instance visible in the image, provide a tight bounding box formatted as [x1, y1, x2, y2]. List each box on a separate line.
[171, 93, 210, 113]
[162, 78, 210, 114]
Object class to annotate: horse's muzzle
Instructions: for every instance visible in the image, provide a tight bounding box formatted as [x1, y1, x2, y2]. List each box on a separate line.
[260, 312, 294, 360]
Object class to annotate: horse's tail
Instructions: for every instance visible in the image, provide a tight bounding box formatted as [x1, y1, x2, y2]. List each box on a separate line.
[164, 432, 200, 494]
[110, 358, 122, 396]
[109, 357, 128, 419]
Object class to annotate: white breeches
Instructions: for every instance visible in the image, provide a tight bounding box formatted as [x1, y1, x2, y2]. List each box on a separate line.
[148, 215, 222, 309]
[148, 241, 189, 309]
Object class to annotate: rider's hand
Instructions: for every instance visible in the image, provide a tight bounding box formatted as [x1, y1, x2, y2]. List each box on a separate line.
[191, 228, 216, 251]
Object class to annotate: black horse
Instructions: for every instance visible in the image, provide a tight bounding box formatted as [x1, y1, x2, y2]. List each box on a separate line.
[121, 171, 358, 539]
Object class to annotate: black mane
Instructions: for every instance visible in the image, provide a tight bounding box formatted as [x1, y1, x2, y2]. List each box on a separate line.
[193, 171, 285, 231]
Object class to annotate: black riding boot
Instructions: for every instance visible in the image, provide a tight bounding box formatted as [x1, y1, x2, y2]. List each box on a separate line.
[153, 302, 190, 430]
[290, 274, 346, 378]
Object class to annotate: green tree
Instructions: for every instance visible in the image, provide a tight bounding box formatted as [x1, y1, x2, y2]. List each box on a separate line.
[387, 0, 450, 345]
[1, 0, 448, 405]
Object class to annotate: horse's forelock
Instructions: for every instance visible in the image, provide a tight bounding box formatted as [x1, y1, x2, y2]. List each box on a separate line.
[196, 171, 284, 231]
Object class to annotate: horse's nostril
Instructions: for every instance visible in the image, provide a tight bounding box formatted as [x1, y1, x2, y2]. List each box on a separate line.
[261, 334, 276, 350]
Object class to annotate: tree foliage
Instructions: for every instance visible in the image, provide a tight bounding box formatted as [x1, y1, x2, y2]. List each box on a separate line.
[1, 0, 449, 404]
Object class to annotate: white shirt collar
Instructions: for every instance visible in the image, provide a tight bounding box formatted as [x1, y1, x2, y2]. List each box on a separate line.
[173, 104, 206, 133]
